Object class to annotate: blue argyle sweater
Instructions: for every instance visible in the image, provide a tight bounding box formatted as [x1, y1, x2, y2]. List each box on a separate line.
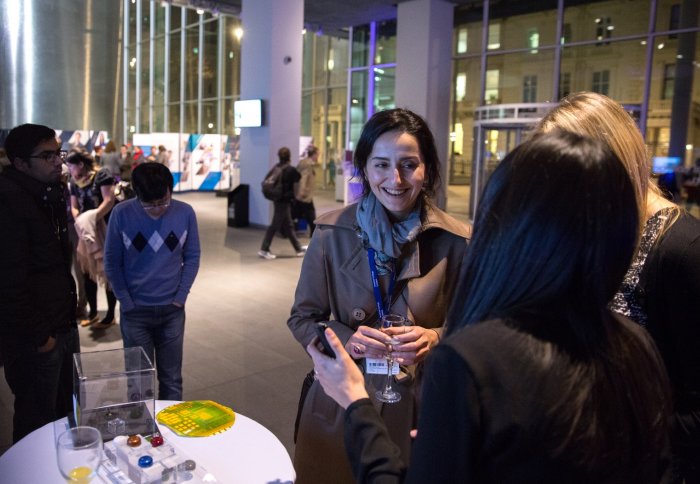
[104, 197, 200, 312]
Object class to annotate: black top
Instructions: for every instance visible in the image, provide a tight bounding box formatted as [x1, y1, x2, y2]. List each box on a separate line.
[280, 163, 300, 203]
[0, 168, 77, 349]
[69, 167, 115, 213]
[640, 211, 700, 456]
[344, 316, 671, 483]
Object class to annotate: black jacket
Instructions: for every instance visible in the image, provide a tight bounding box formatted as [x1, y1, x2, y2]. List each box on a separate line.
[0, 168, 76, 350]
[280, 163, 300, 203]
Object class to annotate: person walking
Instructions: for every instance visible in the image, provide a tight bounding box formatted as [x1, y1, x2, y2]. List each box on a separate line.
[258, 147, 306, 260]
[295, 145, 319, 237]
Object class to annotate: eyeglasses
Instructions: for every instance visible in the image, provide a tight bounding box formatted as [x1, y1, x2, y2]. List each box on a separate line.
[30, 150, 67, 163]
[140, 201, 170, 211]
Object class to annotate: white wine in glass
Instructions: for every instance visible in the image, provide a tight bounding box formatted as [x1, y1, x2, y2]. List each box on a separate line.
[56, 426, 103, 483]
[375, 313, 409, 404]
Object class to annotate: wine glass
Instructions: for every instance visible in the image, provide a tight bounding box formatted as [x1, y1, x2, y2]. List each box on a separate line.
[56, 426, 103, 483]
[375, 313, 409, 404]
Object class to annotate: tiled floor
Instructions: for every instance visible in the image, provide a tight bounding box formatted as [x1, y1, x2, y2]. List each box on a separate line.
[0, 182, 476, 460]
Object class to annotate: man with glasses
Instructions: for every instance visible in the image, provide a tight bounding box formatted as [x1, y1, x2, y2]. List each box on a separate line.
[104, 163, 200, 400]
[0, 124, 78, 442]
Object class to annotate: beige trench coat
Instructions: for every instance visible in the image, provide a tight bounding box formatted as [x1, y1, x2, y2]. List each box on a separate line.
[288, 201, 470, 483]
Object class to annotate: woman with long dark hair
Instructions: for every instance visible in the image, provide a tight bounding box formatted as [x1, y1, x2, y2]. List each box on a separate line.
[309, 131, 671, 482]
[535, 92, 700, 482]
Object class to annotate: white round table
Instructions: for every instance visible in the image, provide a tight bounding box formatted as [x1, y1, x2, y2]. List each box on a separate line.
[0, 400, 295, 483]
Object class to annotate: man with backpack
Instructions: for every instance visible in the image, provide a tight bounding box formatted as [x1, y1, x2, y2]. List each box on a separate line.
[258, 147, 306, 260]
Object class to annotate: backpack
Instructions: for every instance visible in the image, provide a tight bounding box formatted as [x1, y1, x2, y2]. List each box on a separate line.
[261, 165, 284, 201]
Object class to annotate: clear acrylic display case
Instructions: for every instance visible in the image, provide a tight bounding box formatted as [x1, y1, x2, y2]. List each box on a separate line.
[73, 347, 156, 442]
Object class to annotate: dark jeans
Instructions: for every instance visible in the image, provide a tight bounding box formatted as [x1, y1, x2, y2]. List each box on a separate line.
[261, 201, 302, 252]
[120, 304, 185, 400]
[2, 327, 79, 442]
[294, 200, 316, 237]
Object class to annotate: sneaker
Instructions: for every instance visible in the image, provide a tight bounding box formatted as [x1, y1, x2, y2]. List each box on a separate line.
[257, 250, 277, 260]
[295, 247, 307, 257]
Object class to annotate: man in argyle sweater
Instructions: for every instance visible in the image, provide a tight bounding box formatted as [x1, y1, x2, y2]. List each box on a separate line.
[104, 163, 200, 400]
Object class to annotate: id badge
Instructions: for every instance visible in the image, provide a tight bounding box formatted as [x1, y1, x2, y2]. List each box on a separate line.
[365, 357, 399, 375]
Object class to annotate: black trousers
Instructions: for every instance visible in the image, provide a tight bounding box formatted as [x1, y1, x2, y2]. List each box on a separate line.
[261, 201, 302, 252]
[1, 327, 79, 442]
[294, 200, 316, 237]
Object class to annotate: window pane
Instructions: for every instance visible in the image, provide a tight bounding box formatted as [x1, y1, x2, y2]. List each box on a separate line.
[184, 26, 199, 101]
[128, 0, 137, 46]
[485, 50, 555, 104]
[563, 0, 650, 42]
[127, 47, 136, 110]
[154, 35, 165, 108]
[169, 31, 181, 103]
[329, 36, 349, 86]
[184, 101, 197, 133]
[223, 98, 236, 135]
[185, 8, 199, 27]
[647, 33, 700, 163]
[223, 17, 241, 98]
[141, 2, 151, 35]
[168, 102, 181, 133]
[351, 25, 370, 67]
[374, 66, 395, 111]
[202, 102, 217, 133]
[155, 3, 166, 32]
[349, 71, 368, 148]
[454, 4, 483, 54]
[202, 20, 218, 99]
[490, 1, 557, 51]
[170, 5, 182, 30]
[126, 108, 136, 142]
[375, 20, 396, 65]
[451, 58, 481, 185]
[140, 40, 150, 114]
[153, 105, 165, 132]
[562, 39, 646, 102]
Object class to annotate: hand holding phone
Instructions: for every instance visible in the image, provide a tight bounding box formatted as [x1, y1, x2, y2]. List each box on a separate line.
[314, 323, 336, 359]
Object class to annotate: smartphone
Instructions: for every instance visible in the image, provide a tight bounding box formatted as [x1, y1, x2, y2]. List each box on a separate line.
[314, 323, 336, 359]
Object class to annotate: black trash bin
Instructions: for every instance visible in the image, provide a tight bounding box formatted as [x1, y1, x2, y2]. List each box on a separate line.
[227, 184, 249, 227]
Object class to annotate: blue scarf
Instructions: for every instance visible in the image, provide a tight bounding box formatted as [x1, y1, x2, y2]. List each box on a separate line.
[355, 192, 423, 274]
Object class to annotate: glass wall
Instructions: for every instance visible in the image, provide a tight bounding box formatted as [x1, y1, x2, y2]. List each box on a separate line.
[301, 31, 350, 186]
[451, 0, 700, 198]
[123, 0, 241, 141]
[347, 19, 398, 150]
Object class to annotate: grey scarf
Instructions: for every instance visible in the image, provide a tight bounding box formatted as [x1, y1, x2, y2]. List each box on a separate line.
[355, 192, 423, 274]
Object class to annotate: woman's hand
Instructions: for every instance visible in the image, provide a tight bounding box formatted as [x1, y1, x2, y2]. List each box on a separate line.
[382, 326, 439, 366]
[344, 326, 394, 360]
[307, 328, 369, 409]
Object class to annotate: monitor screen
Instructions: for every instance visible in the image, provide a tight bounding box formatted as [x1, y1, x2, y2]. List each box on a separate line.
[234, 99, 263, 128]
[652, 156, 681, 175]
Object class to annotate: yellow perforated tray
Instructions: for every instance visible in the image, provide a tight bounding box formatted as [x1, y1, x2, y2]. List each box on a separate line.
[156, 400, 235, 437]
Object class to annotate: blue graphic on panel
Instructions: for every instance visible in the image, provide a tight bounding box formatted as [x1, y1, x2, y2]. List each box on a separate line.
[198, 172, 222, 190]
[172, 172, 182, 186]
[187, 135, 202, 152]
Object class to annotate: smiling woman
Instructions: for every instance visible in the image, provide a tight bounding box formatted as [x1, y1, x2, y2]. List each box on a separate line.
[287, 108, 471, 483]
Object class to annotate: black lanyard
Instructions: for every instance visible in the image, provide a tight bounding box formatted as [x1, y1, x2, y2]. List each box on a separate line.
[367, 248, 395, 321]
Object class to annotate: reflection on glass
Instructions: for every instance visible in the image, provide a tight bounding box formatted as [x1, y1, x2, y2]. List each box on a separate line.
[485, 50, 555, 104]
[350, 71, 368, 148]
[170, 5, 181, 30]
[202, 19, 218, 99]
[184, 27, 199, 101]
[168, 102, 180, 133]
[224, 17, 241, 98]
[154, 35, 165, 108]
[184, 101, 197, 133]
[375, 20, 396, 65]
[563, 1, 650, 42]
[374, 67, 395, 112]
[169, 31, 181, 103]
[352, 25, 370, 67]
